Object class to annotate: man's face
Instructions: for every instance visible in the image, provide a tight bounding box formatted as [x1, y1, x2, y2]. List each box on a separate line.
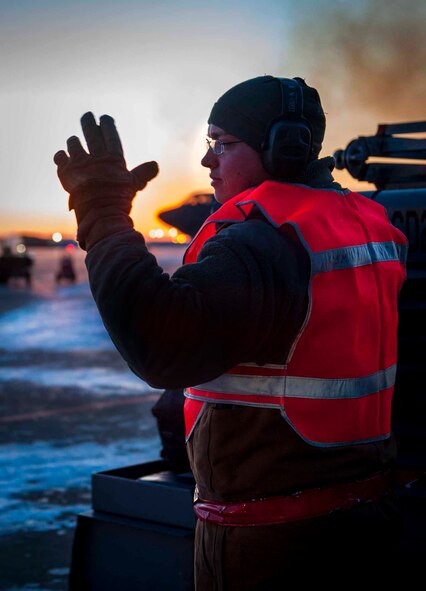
[201, 124, 272, 204]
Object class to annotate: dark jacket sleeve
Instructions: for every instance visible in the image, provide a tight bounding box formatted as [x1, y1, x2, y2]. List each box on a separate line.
[85, 220, 309, 389]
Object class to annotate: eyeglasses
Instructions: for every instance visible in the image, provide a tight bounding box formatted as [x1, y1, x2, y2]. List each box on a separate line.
[206, 138, 243, 155]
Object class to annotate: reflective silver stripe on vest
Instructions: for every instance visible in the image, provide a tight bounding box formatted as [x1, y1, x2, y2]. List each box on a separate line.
[311, 242, 408, 275]
[190, 364, 396, 400]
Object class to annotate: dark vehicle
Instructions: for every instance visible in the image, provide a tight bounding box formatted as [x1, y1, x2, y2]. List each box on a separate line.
[334, 121, 426, 474]
[0, 243, 33, 285]
[70, 122, 426, 589]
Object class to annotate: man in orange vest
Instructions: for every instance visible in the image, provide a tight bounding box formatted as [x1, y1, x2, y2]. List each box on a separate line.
[55, 76, 407, 586]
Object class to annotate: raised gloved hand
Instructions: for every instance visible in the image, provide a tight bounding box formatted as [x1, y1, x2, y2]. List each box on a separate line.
[54, 112, 158, 250]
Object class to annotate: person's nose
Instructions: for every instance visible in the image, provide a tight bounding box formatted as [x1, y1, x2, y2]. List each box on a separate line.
[201, 147, 217, 169]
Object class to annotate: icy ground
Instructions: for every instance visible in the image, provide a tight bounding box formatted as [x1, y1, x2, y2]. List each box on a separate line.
[0, 245, 185, 590]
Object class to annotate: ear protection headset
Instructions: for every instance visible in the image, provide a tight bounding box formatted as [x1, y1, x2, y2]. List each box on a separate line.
[261, 77, 313, 178]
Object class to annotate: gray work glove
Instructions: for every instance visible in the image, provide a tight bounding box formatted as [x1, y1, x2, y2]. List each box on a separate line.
[54, 112, 158, 250]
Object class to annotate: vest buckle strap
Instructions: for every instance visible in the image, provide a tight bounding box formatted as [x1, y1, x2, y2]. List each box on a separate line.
[194, 471, 392, 527]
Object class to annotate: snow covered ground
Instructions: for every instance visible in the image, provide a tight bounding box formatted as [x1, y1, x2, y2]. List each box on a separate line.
[0, 244, 185, 590]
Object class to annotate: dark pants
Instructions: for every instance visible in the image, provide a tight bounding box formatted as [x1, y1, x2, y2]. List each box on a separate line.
[195, 494, 403, 590]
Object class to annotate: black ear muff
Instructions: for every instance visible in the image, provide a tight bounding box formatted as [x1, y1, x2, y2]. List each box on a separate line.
[261, 78, 312, 178]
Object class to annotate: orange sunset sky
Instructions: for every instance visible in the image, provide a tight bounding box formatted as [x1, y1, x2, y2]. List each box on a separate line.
[1, 0, 425, 240]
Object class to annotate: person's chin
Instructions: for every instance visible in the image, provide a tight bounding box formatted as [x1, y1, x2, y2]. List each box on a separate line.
[213, 186, 233, 204]
[213, 189, 226, 204]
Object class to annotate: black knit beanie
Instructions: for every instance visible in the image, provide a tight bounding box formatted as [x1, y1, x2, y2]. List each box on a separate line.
[208, 76, 326, 160]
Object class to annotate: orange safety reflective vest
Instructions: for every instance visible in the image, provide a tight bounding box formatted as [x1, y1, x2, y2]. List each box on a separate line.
[183, 181, 408, 447]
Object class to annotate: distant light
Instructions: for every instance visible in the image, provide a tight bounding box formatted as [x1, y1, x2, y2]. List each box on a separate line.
[52, 232, 63, 243]
[16, 243, 26, 254]
[176, 234, 188, 244]
[168, 228, 178, 238]
[65, 243, 76, 253]
[149, 229, 165, 239]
